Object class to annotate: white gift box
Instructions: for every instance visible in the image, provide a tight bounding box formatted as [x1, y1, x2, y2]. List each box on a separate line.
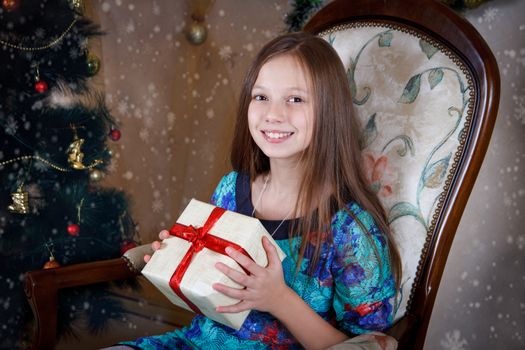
[142, 198, 286, 330]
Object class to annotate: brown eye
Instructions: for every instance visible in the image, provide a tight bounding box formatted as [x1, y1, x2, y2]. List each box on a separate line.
[288, 96, 303, 103]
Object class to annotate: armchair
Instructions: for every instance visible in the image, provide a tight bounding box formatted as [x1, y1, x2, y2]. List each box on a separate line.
[303, 0, 499, 348]
[25, 0, 499, 349]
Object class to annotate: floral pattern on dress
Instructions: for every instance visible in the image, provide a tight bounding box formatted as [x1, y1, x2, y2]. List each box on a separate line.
[121, 171, 396, 349]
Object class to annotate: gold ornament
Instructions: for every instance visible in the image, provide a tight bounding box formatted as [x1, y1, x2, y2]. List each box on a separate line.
[87, 53, 101, 76]
[67, 127, 103, 170]
[186, 22, 207, 45]
[69, 0, 84, 11]
[67, 133, 87, 169]
[185, 0, 214, 45]
[8, 185, 29, 214]
[89, 169, 103, 182]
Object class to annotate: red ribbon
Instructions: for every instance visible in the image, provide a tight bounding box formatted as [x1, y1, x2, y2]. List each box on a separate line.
[168, 206, 253, 314]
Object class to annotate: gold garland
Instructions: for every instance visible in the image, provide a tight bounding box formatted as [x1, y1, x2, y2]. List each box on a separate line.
[0, 154, 101, 172]
[0, 18, 78, 51]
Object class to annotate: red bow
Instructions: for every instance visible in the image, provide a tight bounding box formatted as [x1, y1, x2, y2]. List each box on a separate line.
[168, 207, 253, 314]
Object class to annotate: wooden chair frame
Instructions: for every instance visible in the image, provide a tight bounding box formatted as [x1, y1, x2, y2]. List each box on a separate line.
[24, 1, 499, 349]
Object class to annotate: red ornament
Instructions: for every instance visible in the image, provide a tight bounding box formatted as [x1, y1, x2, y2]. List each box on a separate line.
[2, 0, 20, 12]
[67, 223, 80, 236]
[43, 256, 61, 269]
[109, 128, 121, 141]
[34, 80, 49, 93]
[120, 240, 137, 255]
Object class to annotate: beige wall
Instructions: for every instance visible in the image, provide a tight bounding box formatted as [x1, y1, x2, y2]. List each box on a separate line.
[93, 0, 290, 243]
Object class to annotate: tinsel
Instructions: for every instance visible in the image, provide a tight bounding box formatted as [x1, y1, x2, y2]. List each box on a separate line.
[285, 0, 325, 32]
[0, 0, 137, 347]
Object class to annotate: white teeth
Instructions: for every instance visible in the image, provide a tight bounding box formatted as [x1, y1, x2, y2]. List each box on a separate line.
[265, 131, 292, 139]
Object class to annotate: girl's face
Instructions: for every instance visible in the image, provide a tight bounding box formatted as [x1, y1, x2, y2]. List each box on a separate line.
[248, 54, 315, 165]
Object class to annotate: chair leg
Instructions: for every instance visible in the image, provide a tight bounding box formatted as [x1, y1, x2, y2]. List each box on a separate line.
[25, 271, 58, 350]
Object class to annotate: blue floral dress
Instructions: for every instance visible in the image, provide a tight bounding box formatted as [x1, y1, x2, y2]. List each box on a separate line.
[121, 172, 397, 349]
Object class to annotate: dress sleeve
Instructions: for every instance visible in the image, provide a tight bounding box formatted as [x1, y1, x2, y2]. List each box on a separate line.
[210, 171, 237, 211]
[330, 203, 397, 335]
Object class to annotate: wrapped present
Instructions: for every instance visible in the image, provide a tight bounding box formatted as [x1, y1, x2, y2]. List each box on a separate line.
[142, 198, 287, 330]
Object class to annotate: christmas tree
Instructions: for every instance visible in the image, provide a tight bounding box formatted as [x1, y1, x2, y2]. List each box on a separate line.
[0, 0, 137, 347]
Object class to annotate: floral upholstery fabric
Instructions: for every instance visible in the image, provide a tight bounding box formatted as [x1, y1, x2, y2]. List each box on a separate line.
[319, 23, 473, 320]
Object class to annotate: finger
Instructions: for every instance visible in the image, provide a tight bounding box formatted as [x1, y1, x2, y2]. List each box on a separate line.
[216, 300, 251, 314]
[212, 282, 246, 300]
[159, 230, 170, 240]
[151, 240, 161, 251]
[262, 236, 280, 268]
[225, 247, 262, 275]
[215, 262, 253, 288]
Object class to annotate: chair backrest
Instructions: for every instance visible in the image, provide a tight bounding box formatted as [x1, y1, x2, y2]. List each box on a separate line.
[305, 0, 499, 348]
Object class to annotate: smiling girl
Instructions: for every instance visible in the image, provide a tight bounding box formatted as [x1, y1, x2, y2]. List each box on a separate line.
[117, 32, 401, 350]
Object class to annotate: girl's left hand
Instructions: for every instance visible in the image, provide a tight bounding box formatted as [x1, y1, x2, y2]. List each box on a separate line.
[213, 236, 290, 315]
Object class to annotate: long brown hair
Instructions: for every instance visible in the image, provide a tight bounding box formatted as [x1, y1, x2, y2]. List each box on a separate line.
[231, 32, 401, 289]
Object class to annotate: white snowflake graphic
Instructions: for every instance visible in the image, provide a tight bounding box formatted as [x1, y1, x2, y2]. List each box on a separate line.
[133, 107, 143, 119]
[79, 38, 89, 51]
[101, 2, 111, 13]
[69, 48, 79, 59]
[441, 329, 468, 350]
[503, 192, 513, 207]
[5, 117, 18, 135]
[51, 39, 63, 51]
[517, 234, 525, 250]
[261, 29, 273, 39]
[117, 100, 129, 115]
[35, 28, 46, 39]
[219, 45, 233, 61]
[513, 94, 525, 124]
[144, 116, 154, 128]
[139, 128, 150, 142]
[126, 19, 135, 34]
[152, 1, 160, 15]
[482, 7, 499, 23]
[33, 158, 49, 172]
[106, 157, 118, 173]
[145, 97, 154, 109]
[152, 198, 164, 213]
[244, 43, 254, 52]
[166, 112, 176, 125]
[147, 83, 157, 93]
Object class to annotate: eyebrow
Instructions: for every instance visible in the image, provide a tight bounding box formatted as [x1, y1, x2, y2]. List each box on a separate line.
[252, 85, 309, 94]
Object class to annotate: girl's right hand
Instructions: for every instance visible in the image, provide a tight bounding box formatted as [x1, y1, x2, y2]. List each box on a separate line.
[143, 229, 170, 263]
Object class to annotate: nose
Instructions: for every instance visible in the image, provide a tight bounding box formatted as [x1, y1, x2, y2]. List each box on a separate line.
[265, 101, 285, 123]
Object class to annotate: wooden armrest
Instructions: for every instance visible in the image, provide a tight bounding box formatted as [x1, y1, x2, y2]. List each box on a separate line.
[24, 243, 153, 349]
[386, 314, 419, 348]
[24, 257, 141, 350]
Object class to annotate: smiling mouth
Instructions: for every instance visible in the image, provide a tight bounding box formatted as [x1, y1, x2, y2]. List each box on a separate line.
[262, 130, 294, 140]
